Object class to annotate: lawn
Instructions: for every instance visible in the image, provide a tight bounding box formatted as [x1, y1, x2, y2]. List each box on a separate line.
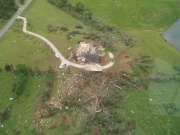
[0, 20, 7, 30]
[0, 21, 59, 70]
[69, 0, 180, 30]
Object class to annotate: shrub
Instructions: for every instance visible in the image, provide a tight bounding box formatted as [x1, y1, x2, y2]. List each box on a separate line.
[0, 106, 11, 123]
[75, 24, 83, 29]
[75, 2, 84, 12]
[5, 64, 12, 71]
[96, 113, 108, 125]
[16, 64, 29, 76]
[46, 66, 54, 87]
[32, 120, 44, 135]
[173, 64, 180, 72]
[122, 35, 136, 47]
[15, 73, 27, 95]
[164, 103, 177, 115]
[60, 26, 68, 31]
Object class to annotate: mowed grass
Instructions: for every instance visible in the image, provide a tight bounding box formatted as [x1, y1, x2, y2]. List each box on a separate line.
[69, 0, 180, 30]
[0, 20, 60, 70]
[0, 70, 47, 134]
[0, 20, 7, 30]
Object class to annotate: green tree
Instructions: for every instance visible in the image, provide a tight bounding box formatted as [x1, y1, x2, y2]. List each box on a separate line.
[15, 73, 27, 95]
[46, 66, 54, 87]
[19, 0, 25, 4]
[16, 64, 29, 76]
[5, 64, 12, 71]
[0, 0, 17, 19]
[58, 0, 68, 8]
[75, 2, 84, 12]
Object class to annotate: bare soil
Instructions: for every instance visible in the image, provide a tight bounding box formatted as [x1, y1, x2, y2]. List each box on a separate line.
[107, 51, 133, 75]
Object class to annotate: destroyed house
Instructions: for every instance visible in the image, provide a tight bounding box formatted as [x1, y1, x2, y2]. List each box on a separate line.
[80, 53, 99, 63]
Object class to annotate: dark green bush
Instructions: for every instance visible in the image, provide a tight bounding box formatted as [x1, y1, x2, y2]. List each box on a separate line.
[60, 26, 68, 31]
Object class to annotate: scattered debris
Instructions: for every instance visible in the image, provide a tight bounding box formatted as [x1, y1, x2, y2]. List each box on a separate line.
[59, 63, 66, 69]
[55, 53, 59, 58]
[77, 53, 99, 63]
[76, 42, 102, 64]
[45, 42, 49, 47]
[98, 46, 105, 51]
[130, 110, 134, 113]
[76, 42, 91, 56]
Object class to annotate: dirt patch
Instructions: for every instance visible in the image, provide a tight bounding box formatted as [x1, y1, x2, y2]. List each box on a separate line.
[67, 52, 73, 60]
[99, 57, 109, 65]
[107, 51, 133, 75]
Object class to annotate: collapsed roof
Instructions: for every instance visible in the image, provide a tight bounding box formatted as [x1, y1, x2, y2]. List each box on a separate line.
[80, 53, 99, 63]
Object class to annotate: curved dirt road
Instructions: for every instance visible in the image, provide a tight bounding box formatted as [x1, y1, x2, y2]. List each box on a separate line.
[17, 16, 114, 71]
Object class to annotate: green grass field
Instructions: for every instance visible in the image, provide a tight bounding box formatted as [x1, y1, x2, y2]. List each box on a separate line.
[0, 0, 180, 134]
[0, 70, 47, 134]
[123, 30, 180, 61]
[0, 21, 59, 70]
[69, 0, 180, 30]
[122, 59, 180, 135]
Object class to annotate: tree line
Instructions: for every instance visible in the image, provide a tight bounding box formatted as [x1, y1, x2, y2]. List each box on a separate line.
[48, 0, 114, 32]
[0, 0, 17, 19]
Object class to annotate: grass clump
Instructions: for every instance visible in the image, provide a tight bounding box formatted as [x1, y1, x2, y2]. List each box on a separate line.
[164, 103, 177, 115]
